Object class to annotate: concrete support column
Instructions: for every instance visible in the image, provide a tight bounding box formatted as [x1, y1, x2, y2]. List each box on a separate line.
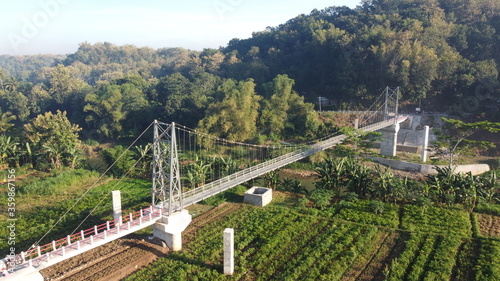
[224, 228, 234, 275]
[421, 125, 430, 162]
[380, 124, 400, 157]
[112, 190, 122, 226]
[153, 209, 192, 251]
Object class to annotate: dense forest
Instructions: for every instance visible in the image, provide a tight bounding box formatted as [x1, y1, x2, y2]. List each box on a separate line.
[1, 0, 500, 170]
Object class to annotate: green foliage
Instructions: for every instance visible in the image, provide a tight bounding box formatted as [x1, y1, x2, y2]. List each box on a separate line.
[386, 233, 462, 281]
[432, 118, 500, 167]
[0, 178, 151, 257]
[475, 239, 500, 280]
[126, 205, 380, 281]
[260, 74, 320, 139]
[401, 205, 472, 237]
[23, 110, 81, 169]
[329, 199, 400, 228]
[197, 78, 261, 142]
[309, 188, 334, 209]
[100, 145, 136, 177]
[474, 203, 500, 216]
[17, 169, 99, 195]
[84, 84, 126, 139]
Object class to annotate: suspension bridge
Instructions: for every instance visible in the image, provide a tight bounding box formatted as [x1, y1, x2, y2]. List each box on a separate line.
[2, 87, 407, 280]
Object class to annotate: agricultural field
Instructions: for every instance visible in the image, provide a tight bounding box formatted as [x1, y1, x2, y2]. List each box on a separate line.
[124, 196, 500, 281]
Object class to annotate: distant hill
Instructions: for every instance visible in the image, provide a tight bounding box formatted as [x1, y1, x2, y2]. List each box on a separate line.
[0, 54, 65, 79]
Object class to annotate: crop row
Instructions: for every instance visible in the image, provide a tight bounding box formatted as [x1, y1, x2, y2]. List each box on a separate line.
[386, 233, 462, 281]
[127, 204, 383, 281]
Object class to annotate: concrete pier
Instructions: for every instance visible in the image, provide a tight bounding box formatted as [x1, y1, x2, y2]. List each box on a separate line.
[224, 228, 234, 275]
[153, 210, 192, 251]
[112, 190, 122, 226]
[380, 124, 400, 157]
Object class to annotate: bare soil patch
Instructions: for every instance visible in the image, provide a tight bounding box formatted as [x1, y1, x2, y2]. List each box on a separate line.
[477, 213, 500, 238]
[40, 237, 169, 281]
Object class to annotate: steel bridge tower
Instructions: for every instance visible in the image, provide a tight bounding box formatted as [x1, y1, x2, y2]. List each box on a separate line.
[151, 120, 183, 215]
[383, 86, 400, 122]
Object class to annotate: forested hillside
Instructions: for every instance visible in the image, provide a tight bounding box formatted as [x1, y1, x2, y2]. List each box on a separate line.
[1, 0, 499, 158]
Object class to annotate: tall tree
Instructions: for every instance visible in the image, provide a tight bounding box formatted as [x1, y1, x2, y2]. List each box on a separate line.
[23, 110, 81, 169]
[197, 78, 261, 141]
[0, 109, 16, 134]
[432, 117, 500, 167]
[260, 74, 320, 139]
[84, 84, 125, 139]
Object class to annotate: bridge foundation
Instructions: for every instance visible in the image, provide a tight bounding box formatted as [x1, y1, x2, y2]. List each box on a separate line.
[3, 266, 44, 281]
[380, 124, 400, 157]
[153, 209, 192, 251]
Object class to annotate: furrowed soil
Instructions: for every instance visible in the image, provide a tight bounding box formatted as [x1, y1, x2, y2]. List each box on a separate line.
[40, 203, 235, 281]
[477, 213, 500, 238]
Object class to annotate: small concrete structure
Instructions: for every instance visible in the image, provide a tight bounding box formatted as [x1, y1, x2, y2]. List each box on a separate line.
[223, 228, 234, 275]
[153, 209, 192, 251]
[244, 187, 272, 207]
[112, 190, 122, 226]
[380, 124, 400, 157]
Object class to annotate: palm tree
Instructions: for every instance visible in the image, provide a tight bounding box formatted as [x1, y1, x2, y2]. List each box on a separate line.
[0, 69, 7, 92]
[135, 143, 152, 176]
[0, 135, 18, 169]
[5, 77, 18, 92]
[0, 109, 16, 134]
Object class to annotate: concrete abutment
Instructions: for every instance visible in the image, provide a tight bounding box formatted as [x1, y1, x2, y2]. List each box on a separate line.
[153, 209, 192, 251]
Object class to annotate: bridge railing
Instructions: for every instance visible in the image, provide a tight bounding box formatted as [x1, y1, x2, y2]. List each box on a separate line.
[7, 204, 166, 271]
[182, 116, 409, 204]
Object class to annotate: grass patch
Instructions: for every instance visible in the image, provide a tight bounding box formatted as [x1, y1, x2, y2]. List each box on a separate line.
[401, 205, 472, 237]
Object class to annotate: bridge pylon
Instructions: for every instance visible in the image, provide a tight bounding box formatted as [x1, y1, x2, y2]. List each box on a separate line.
[151, 120, 191, 250]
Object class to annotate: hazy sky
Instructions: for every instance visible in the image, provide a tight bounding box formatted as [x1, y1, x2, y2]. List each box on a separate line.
[1, 0, 361, 55]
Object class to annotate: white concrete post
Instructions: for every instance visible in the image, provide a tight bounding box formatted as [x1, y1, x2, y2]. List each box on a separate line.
[81, 230, 85, 239]
[52, 241, 56, 251]
[37, 246, 41, 257]
[94, 225, 98, 235]
[421, 125, 430, 162]
[112, 190, 122, 226]
[224, 228, 234, 275]
[67, 235, 71, 245]
[354, 118, 359, 129]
